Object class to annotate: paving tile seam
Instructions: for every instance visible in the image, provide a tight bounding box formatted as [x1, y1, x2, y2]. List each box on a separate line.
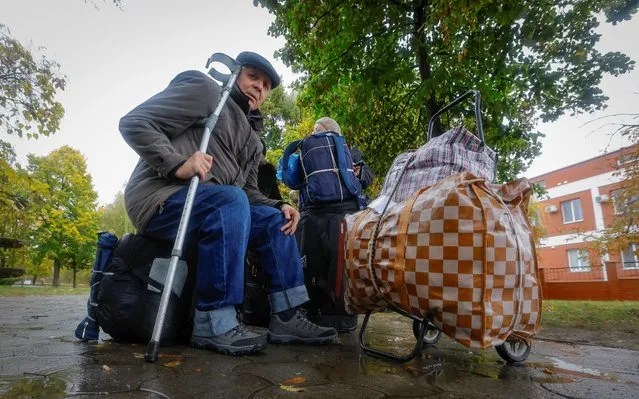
[540, 383, 584, 399]
[535, 337, 639, 353]
[247, 383, 277, 399]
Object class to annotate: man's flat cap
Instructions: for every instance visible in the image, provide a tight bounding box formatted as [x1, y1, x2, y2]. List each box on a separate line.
[236, 51, 281, 89]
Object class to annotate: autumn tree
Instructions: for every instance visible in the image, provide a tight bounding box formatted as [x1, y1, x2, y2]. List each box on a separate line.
[99, 189, 135, 237]
[0, 25, 66, 139]
[28, 146, 99, 287]
[1, 1, 123, 139]
[589, 115, 639, 262]
[255, 0, 638, 181]
[260, 84, 301, 151]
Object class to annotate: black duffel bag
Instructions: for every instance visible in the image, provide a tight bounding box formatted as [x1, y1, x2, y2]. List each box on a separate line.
[95, 233, 196, 344]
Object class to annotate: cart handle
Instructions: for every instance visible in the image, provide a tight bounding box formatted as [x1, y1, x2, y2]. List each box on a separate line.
[427, 90, 484, 142]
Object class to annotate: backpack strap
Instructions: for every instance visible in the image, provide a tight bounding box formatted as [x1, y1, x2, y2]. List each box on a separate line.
[281, 139, 304, 189]
[332, 134, 362, 198]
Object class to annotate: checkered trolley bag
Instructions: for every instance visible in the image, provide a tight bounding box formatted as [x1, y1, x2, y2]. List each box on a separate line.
[344, 172, 541, 348]
[341, 91, 541, 363]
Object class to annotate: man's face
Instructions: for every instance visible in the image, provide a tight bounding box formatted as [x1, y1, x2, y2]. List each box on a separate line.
[237, 66, 272, 110]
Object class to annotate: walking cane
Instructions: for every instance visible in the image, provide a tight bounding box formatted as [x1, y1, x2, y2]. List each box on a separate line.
[145, 53, 241, 362]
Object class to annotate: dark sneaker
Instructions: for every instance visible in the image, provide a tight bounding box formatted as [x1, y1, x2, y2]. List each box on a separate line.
[268, 309, 338, 345]
[311, 314, 358, 333]
[191, 324, 267, 355]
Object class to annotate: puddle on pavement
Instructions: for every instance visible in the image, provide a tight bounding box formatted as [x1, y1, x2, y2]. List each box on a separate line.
[0, 377, 66, 399]
[27, 326, 45, 330]
[547, 357, 601, 376]
[525, 358, 620, 384]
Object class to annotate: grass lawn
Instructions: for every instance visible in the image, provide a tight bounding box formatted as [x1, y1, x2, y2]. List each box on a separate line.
[0, 285, 89, 296]
[542, 300, 639, 330]
[0, 288, 636, 331]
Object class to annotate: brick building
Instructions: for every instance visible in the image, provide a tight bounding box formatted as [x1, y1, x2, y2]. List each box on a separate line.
[528, 144, 639, 279]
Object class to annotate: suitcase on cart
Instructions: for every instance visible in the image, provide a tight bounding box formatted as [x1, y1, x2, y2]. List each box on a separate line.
[339, 91, 542, 363]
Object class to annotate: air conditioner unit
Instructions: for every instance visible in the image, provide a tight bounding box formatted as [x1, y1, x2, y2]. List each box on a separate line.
[545, 205, 558, 213]
[595, 194, 610, 203]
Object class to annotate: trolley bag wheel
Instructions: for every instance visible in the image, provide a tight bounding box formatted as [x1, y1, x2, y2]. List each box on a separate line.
[495, 336, 531, 363]
[412, 320, 442, 346]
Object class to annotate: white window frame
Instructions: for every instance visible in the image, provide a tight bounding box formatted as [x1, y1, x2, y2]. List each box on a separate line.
[621, 243, 639, 270]
[612, 190, 624, 215]
[612, 190, 639, 216]
[561, 199, 583, 224]
[567, 249, 590, 272]
[617, 154, 639, 166]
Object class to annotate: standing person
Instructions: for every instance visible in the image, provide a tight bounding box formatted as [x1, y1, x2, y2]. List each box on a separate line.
[350, 147, 376, 199]
[280, 117, 364, 332]
[119, 51, 337, 356]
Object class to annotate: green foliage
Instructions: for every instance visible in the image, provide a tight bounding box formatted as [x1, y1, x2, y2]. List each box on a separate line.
[0, 140, 48, 270]
[260, 85, 301, 151]
[256, 0, 637, 182]
[99, 189, 136, 237]
[27, 146, 99, 279]
[0, 25, 66, 139]
[0, 277, 21, 285]
[0, 286, 89, 296]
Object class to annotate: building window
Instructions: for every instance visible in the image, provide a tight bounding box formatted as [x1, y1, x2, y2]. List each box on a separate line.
[568, 249, 590, 271]
[612, 190, 639, 215]
[621, 243, 639, 269]
[561, 199, 583, 223]
[617, 153, 639, 166]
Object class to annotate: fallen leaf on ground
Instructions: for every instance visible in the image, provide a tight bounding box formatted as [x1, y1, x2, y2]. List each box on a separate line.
[102, 365, 112, 372]
[133, 353, 144, 359]
[158, 353, 183, 359]
[163, 360, 183, 368]
[280, 385, 305, 392]
[543, 368, 554, 374]
[283, 377, 306, 384]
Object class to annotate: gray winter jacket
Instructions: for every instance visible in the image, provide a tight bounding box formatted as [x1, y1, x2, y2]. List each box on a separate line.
[120, 70, 282, 232]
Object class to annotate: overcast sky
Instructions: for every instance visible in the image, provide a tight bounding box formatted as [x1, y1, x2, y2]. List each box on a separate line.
[1, 0, 638, 204]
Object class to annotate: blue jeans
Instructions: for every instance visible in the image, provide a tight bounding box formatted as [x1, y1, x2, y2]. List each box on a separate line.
[145, 185, 309, 335]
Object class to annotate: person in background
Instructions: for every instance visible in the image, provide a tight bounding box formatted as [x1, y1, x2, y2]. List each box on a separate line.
[281, 117, 364, 332]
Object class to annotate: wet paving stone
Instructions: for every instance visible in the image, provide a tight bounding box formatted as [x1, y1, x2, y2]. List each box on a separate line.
[1, 296, 638, 398]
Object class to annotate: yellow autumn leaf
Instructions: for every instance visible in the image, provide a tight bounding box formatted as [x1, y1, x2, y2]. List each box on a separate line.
[163, 360, 183, 368]
[133, 353, 144, 359]
[102, 365, 112, 372]
[280, 385, 305, 392]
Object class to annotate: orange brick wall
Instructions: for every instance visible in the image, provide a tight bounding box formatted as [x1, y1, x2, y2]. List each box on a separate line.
[535, 190, 595, 237]
[530, 145, 638, 188]
[597, 181, 626, 229]
[537, 243, 601, 269]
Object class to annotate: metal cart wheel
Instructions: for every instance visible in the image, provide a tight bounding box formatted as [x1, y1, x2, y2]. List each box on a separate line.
[412, 320, 443, 346]
[495, 337, 531, 363]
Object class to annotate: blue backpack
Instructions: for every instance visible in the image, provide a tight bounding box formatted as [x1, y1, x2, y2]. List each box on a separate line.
[281, 132, 365, 208]
[74, 231, 119, 341]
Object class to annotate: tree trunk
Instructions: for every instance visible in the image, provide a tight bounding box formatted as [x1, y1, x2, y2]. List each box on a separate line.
[411, 0, 442, 139]
[32, 275, 37, 285]
[52, 259, 61, 287]
[72, 261, 77, 289]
